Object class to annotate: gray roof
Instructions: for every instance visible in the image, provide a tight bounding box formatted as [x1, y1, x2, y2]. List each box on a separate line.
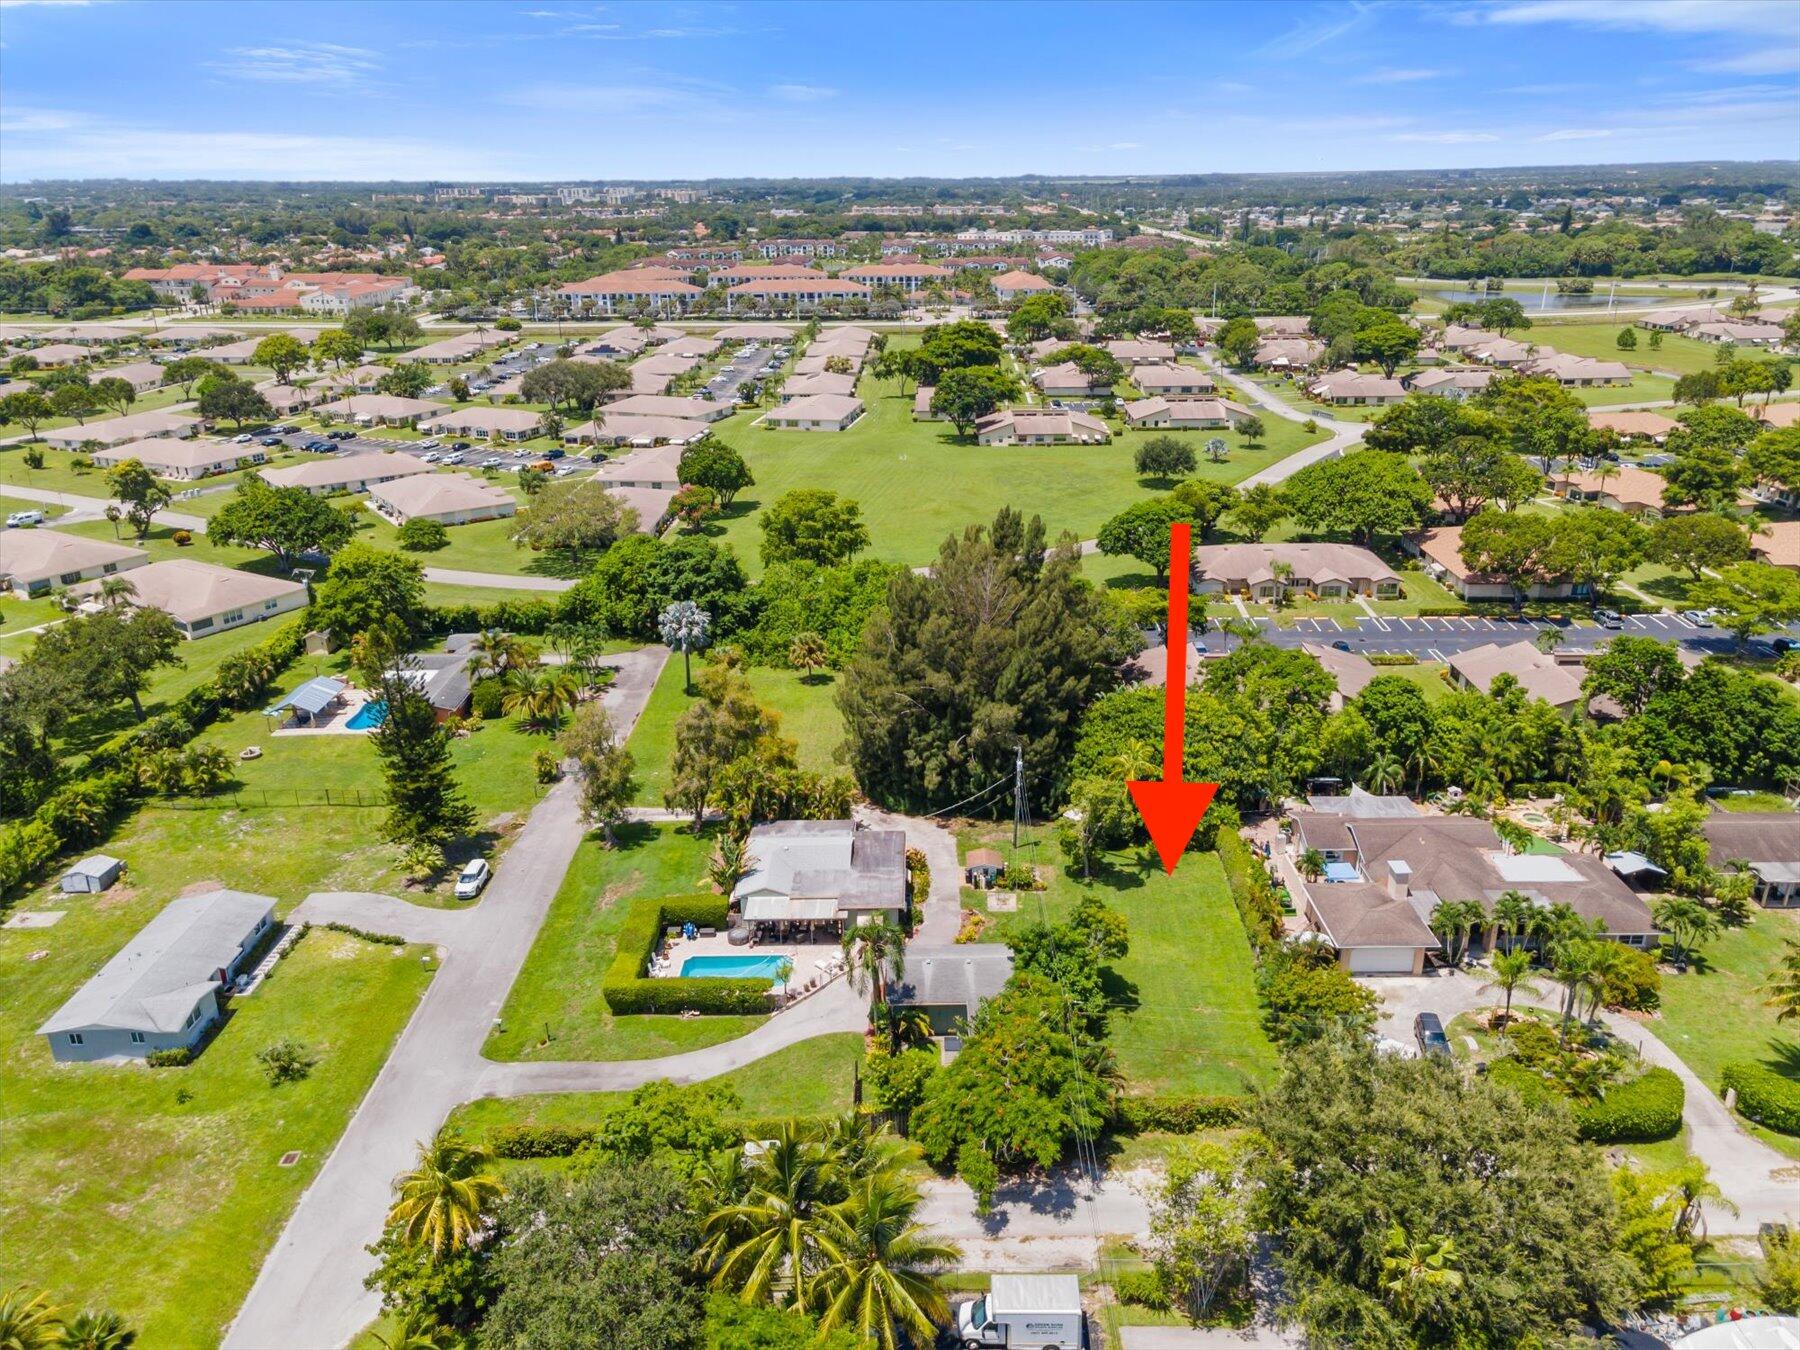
[38, 888, 274, 1035]
[1306, 881, 1437, 949]
[65, 854, 123, 880]
[1302, 787, 1422, 819]
[990, 1275, 1083, 1316]
[891, 944, 1013, 1014]
[1703, 811, 1800, 867]
[268, 675, 347, 718]
[733, 820, 906, 914]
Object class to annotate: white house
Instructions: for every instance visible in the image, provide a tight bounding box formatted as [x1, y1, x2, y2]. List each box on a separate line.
[759, 393, 864, 431]
[367, 473, 517, 526]
[260, 451, 432, 496]
[0, 530, 147, 598]
[80, 558, 308, 638]
[93, 437, 265, 481]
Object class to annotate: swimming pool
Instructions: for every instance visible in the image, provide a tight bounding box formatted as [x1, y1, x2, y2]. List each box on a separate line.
[679, 954, 790, 985]
[346, 700, 387, 730]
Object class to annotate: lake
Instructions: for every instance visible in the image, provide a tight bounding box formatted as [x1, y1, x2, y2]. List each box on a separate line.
[1414, 285, 1675, 313]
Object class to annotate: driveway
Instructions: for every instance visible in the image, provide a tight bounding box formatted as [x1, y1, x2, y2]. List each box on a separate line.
[1365, 969, 1800, 1233]
[1195, 355, 1364, 487]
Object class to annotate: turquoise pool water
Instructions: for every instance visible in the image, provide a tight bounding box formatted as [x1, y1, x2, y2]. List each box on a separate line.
[346, 700, 387, 730]
[679, 954, 789, 984]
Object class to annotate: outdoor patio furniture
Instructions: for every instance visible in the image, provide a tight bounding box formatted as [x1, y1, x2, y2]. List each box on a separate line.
[699, 927, 716, 938]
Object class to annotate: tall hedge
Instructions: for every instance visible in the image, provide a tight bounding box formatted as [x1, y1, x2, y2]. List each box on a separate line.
[1113, 1092, 1248, 1135]
[601, 894, 772, 1016]
[424, 598, 561, 638]
[1575, 1067, 1683, 1143]
[1214, 807, 1283, 954]
[1723, 1062, 1800, 1135]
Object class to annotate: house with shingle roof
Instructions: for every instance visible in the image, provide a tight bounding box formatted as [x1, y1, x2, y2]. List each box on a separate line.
[1250, 337, 1324, 371]
[313, 394, 447, 426]
[45, 408, 201, 449]
[1702, 812, 1800, 906]
[758, 393, 864, 431]
[1447, 641, 1584, 709]
[419, 407, 544, 442]
[1032, 362, 1115, 398]
[1192, 542, 1401, 601]
[1588, 410, 1676, 442]
[367, 473, 516, 526]
[975, 408, 1110, 445]
[1405, 367, 1494, 399]
[1518, 352, 1632, 386]
[1132, 364, 1215, 397]
[1406, 524, 1583, 602]
[1306, 370, 1408, 405]
[1550, 464, 1672, 516]
[261, 451, 431, 495]
[77, 558, 307, 638]
[1, 530, 147, 598]
[92, 437, 267, 481]
[1121, 396, 1252, 430]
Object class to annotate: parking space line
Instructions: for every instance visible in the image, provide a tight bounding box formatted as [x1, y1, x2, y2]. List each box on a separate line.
[1428, 647, 1446, 662]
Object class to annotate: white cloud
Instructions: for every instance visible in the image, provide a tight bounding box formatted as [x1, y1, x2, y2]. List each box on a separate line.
[211, 42, 381, 85]
[767, 83, 837, 102]
[1351, 67, 1452, 84]
[1254, 1, 1375, 58]
[1536, 128, 1614, 141]
[496, 78, 735, 121]
[1391, 130, 1501, 143]
[1476, 0, 1800, 75]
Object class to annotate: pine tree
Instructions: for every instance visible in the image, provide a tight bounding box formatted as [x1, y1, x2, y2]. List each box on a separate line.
[370, 664, 475, 858]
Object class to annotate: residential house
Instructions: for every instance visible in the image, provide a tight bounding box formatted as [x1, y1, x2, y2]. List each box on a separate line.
[1518, 352, 1632, 386]
[1253, 316, 1312, 337]
[780, 371, 857, 401]
[1589, 410, 1676, 442]
[563, 413, 712, 447]
[913, 385, 944, 420]
[44, 409, 200, 449]
[1702, 812, 1800, 907]
[1121, 395, 1252, 429]
[367, 473, 516, 526]
[106, 361, 166, 392]
[759, 393, 864, 431]
[1032, 362, 1114, 398]
[419, 406, 544, 442]
[313, 394, 447, 427]
[1105, 339, 1176, 366]
[1192, 542, 1402, 601]
[41, 323, 139, 344]
[730, 820, 909, 935]
[604, 393, 733, 423]
[1306, 370, 1408, 405]
[1447, 641, 1585, 710]
[1251, 338, 1325, 370]
[1133, 364, 1215, 398]
[840, 261, 955, 291]
[0, 530, 147, 598]
[37, 888, 276, 1063]
[408, 332, 500, 364]
[9, 342, 89, 368]
[92, 437, 265, 481]
[1299, 641, 1379, 710]
[1404, 367, 1494, 399]
[556, 270, 704, 315]
[1551, 464, 1672, 516]
[1688, 321, 1784, 346]
[1753, 521, 1800, 570]
[255, 381, 326, 418]
[974, 408, 1110, 445]
[79, 559, 307, 638]
[1288, 813, 1656, 974]
[992, 269, 1053, 301]
[261, 451, 431, 495]
[713, 322, 796, 342]
[889, 945, 1014, 1036]
[725, 277, 871, 309]
[1407, 524, 1582, 602]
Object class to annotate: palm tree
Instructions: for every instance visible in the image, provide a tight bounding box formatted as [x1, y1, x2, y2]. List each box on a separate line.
[371, 1309, 457, 1350]
[709, 832, 750, 895]
[842, 917, 906, 1006]
[0, 1288, 63, 1350]
[868, 1001, 934, 1054]
[1766, 940, 1800, 1023]
[1367, 750, 1404, 795]
[1661, 1158, 1738, 1244]
[789, 631, 829, 681]
[1429, 898, 1485, 968]
[1297, 848, 1326, 881]
[58, 1310, 137, 1349]
[1490, 890, 1536, 953]
[501, 666, 581, 731]
[704, 1122, 836, 1309]
[1547, 937, 1602, 1047]
[1652, 895, 1721, 969]
[1480, 948, 1541, 1027]
[814, 1173, 962, 1350]
[97, 575, 138, 609]
[386, 1130, 504, 1255]
[1379, 1226, 1463, 1322]
[470, 628, 532, 681]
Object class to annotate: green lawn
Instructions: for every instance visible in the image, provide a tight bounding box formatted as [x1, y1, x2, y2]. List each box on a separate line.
[1653, 906, 1800, 1158]
[421, 579, 565, 609]
[0, 440, 299, 505]
[485, 823, 772, 1062]
[0, 494, 67, 520]
[1566, 373, 1676, 408]
[960, 824, 1278, 1095]
[0, 925, 433, 1346]
[627, 657, 847, 806]
[702, 367, 1325, 574]
[447, 1033, 863, 1142]
[1622, 560, 1705, 610]
[0, 589, 66, 638]
[1534, 322, 1725, 377]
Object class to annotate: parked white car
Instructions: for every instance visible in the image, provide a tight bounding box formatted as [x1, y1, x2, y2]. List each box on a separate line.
[454, 858, 491, 899]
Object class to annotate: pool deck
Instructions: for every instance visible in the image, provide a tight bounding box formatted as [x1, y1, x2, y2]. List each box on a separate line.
[270, 690, 380, 737]
[651, 931, 845, 994]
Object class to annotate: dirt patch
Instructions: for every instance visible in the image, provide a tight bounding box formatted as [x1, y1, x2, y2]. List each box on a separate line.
[595, 881, 633, 914]
[178, 878, 228, 898]
[93, 884, 141, 911]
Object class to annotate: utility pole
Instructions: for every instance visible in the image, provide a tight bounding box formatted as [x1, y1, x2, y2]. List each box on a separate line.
[1012, 744, 1027, 849]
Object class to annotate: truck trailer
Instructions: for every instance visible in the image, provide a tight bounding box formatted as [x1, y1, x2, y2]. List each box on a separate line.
[955, 1274, 1086, 1349]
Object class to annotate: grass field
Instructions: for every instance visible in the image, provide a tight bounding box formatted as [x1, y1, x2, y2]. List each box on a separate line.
[0, 924, 433, 1346]
[485, 822, 773, 1062]
[701, 366, 1325, 574]
[626, 657, 847, 806]
[1566, 373, 1676, 407]
[1534, 321, 1726, 377]
[1654, 906, 1800, 1158]
[960, 824, 1278, 1095]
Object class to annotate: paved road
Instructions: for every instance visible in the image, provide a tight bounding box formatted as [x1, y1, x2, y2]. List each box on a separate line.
[0, 484, 206, 531]
[1370, 970, 1800, 1234]
[420, 566, 576, 592]
[1195, 354, 1364, 487]
[225, 646, 669, 1350]
[858, 805, 963, 944]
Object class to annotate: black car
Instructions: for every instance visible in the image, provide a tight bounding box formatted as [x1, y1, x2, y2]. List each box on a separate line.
[257, 435, 283, 447]
[305, 439, 335, 453]
[1414, 1012, 1451, 1060]
[542, 447, 565, 460]
[1774, 637, 1800, 654]
[452, 441, 471, 451]
[328, 429, 355, 440]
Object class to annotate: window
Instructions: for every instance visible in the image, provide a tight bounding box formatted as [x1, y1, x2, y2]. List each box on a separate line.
[223, 609, 244, 624]
[264, 599, 280, 611]
[191, 616, 213, 630]
[60, 571, 82, 585]
[68, 1033, 83, 1046]
[130, 1031, 146, 1044]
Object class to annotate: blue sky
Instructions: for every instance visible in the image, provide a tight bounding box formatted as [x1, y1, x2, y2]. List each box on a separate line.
[1, 0, 1795, 182]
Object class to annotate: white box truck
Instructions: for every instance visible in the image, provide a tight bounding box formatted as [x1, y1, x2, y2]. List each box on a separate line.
[956, 1274, 1086, 1349]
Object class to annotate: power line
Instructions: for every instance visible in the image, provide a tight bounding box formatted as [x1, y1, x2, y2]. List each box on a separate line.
[921, 774, 1013, 820]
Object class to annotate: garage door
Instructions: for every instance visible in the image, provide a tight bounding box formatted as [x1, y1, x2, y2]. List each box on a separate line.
[1347, 946, 1416, 975]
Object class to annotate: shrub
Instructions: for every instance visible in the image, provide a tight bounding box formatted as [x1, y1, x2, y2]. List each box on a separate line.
[1597, 944, 1662, 1012]
[256, 1039, 319, 1085]
[1487, 1056, 1560, 1109]
[397, 518, 450, 552]
[601, 895, 770, 1015]
[470, 677, 505, 719]
[322, 921, 406, 946]
[1723, 1062, 1800, 1135]
[1112, 1269, 1170, 1312]
[1113, 1092, 1248, 1134]
[146, 1047, 192, 1068]
[864, 1047, 938, 1117]
[172, 529, 193, 546]
[1215, 807, 1283, 952]
[490, 1122, 597, 1158]
[1576, 1067, 1683, 1143]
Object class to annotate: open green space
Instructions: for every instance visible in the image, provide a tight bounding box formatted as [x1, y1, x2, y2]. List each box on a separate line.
[959, 823, 1278, 1095]
[485, 822, 772, 1062]
[702, 366, 1325, 574]
[447, 1033, 864, 1142]
[627, 657, 847, 806]
[1566, 373, 1676, 407]
[421, 578, 566, 609]
[0, 439, 300, 505]
[0, 924, 433, 1346]
[0, 590, 66, 638]
[1534, 321, 1727, 377]
[1653, 906, 1800, 1158]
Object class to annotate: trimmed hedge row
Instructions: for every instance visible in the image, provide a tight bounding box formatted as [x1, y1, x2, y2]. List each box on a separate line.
[601, 894, 772, 1016]
[1, 617, 310, 901]
[491, 1123, 596, 1158]
[1215, 809, 1283, 954]
[322, 921, 406, 946]
[1114, 1092, 1249, 1135]
[425, 599, 561, 638]
[1723, 1062, 1800, 1135]
[1576, 1067, 1684, 1143]
[1111, 1270, 1169, 1312]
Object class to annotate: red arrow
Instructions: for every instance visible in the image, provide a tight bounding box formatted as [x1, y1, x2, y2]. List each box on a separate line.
[1128, 519, 1220, 874]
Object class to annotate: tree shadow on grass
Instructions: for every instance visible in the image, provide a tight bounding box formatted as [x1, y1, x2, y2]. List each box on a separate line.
[1759, 1038, 1800, 1080]
[1100, 966, 1142, 1017]
[1639, 573, 1700, 603]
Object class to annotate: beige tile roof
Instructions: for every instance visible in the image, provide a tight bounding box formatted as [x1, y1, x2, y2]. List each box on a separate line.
[565, 414, 712, 445]
[1554, 464, 1669, 511]
[1589, 410, 1677, 438]
[89, 558, 305, 625]
[1300, 641, 1379, 700]
[0, 530, 147, 588]
[368, 472, 514, 520]
[1448, 641, 1584, 707]
[764, 393, 863, 423]
[605, 393, 730, 421]
[1194, 542, 1399, 588]
[260, 451, 431, 491]
[314, 394, 448, 420]
[782, 371, 857, 398]
[419, 406, 543, 435]
[91, 438, 258, 473]
[1754, 520, 1800, 570]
